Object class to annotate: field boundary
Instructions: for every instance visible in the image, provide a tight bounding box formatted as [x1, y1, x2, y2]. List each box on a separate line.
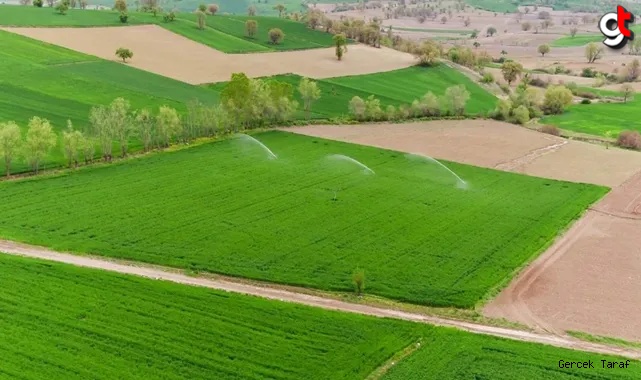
[0, 239, 640, 360]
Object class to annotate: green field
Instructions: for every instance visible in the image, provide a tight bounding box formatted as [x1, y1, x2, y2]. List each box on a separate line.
[542, 97, 641, 136]
[0, 30, 217, 172]
[0, 6, 334, 53]
[551, 34, 602, 47]
[1, 253, 639, 379]
[0, 131, 607, 307]
[206, 65, 498, 118]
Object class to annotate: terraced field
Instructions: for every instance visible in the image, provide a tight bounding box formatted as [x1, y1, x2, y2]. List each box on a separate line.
[0, 131, 607, 307]
[0, 6, 334, 53]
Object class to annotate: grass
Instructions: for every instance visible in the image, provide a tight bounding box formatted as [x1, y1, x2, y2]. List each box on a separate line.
[552, 24, 641, 47]
[0, 30, 218, 172]
[0, 131, 608, 307]
[381, 328, 641, 379]
[0, 253, 637, 379]
[393, 27, 471, 35]
[0, 6, 335, 53]
[541, 97, 641, 137]
[206, 65, 498, 118]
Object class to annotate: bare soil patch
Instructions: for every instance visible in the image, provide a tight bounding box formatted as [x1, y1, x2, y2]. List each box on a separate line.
[3, 25, 416, 84]
[286, 121, 641, 341]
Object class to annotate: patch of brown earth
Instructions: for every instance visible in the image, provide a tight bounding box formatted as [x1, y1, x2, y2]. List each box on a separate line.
[2, 25, 416, 84]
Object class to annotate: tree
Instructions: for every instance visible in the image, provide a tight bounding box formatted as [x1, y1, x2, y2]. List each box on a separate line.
[33, 0, 43, 7]
[537, 10, 550, 19]
[521, 22, 531, 31]
[46, 0, 54, 6]
[196, 10, 206, 29]
[268, 28, 284, 44]
[155, 106, 181, 148]
[298, 77, 321, 120]
[109, 97, 132, 157]
[413, 40, 440, 66]
[585, 42, 603, 63]
[221, 73, 252, 128]
[441, 15, 447, 24]
[473, 41, 480, 49]
[247, 5, 256, 16]
[512, 105, 529, 124]
[541, 19, 553, 30]
[197, 3, 206, 11]
[323, 18, 333, 33]
[208, 4, 218, 14]
[79, 0, 87, 9]
[0, 121, 22, 177]
[24, 117, 57, 174]
[486, 26, 496, 37]
[333, 33, 347, 61]
[114, 0, 126, 12]
[352, 268, 365, 296]
[542, 85, 573, 114]
[56, 0, 69, 14]
[624, 59, 641, 82]
[89, 106, 113, 162]
[622, 84, 635, 103]
[443, 85, 470, 115]
[538, 44, 550, 57]
[62, 120, 83, 168]
[115, 47, 133, 62]
[464, 17, 470, 26]
[570, 27, 577, 37]
[135, 108, 155, 152]
[501, 61, 523, 85]
[245, 20, 258, 38]
[274, 3, 285, 17]
[348, 96, 366, 120]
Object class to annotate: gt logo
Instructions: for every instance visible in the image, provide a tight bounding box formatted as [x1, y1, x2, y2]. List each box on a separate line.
[599, 6, 635, 48]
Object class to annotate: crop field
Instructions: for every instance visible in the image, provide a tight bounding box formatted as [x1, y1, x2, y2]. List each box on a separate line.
[381, 328, 641, 379]
[3, 253, 637, 379]
[0, 6, 335, 53]
[0, 253, 424, 379]
[542, 98, 641, 136]
[0, 131, 607, 307]
[0, 30, 217, 172]
[178, 14, 336, 51]
[206, 65, 498, 118]
[551, 34, 601, 47]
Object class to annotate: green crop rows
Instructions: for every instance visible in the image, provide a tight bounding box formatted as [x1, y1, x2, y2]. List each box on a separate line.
[0, 131, 607, 307]
[1, 253, 638, 379]
[0, 6, 335, 53]
[0, 254, 423, 379]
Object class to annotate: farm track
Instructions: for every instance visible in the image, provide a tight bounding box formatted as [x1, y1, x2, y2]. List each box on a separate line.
[1, 240, 640, 360]
[494, 139, 568, 171]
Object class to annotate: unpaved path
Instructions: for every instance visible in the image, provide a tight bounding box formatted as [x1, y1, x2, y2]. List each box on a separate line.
[0, 239, 640, 360]
[2, 25, 416, 84]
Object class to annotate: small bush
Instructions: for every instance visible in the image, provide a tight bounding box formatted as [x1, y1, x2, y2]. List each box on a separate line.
[528, 77, 547, 88]
[580, 99, 591, 104]
[575, 91, 597, 99]
[617, 130, 641, 149]
[512, 105, 530, 125]
[480, 72, 494, 84]
[268, 28, 285, 44]
[581, 67, 597, 78]
[539, 125, 561, 136]
[119, 11, 128, 23]
[33, 0, 43, 6]
[163, 11, 176, 22]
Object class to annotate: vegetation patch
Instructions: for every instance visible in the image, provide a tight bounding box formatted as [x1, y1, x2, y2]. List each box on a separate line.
[0, 131, 607, 307]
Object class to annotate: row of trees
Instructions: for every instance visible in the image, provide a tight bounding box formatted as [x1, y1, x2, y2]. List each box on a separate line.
[348, 85, 471, 122]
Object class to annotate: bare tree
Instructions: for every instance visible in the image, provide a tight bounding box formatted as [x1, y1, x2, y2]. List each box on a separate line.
[622, 84, 635, 103]
[585, 42, 603, 63]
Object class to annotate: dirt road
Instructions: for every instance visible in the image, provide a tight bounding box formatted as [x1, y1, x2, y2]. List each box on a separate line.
[1, 239, 640, 360]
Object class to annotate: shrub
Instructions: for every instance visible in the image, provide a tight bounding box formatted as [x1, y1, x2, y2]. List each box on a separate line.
[528, 77, 547, 88]
[208, 4, 218, 14]
[539, 125, 560, 136]
[575, 91, 597, 99]
[542, 85, 573, 114]
[33, 0, 43, 6]
[163, 11, 176, 22]
[480, 72, 494, 84]
[268, 28, 285, 44]
[499, 83, 510, 94]
[119, 11, 128, 23]
[364, 95, 383, 121]
[348, 96, 366, 120]
[492, 99, 511, 120]
[580, 99, 591, 104]
[581, 67, 597, 78]
[512, 105, 529, 124]
[617, 130, 641, 149]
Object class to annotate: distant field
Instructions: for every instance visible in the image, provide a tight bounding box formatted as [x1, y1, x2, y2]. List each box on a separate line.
[394, 27, 470, 35]
[551, 34, 601, 47]
[3, 253, 637, 379]
[0, 6, 335, 53]
[0, 30, 217, 172]
[206, 65, 498, 118]
[465, 0, 517, 12]
[0, 131, 607, 307]
[542, 98, 641, 136]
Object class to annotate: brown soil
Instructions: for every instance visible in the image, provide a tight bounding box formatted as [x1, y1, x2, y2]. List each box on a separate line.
[284, 121, 641, 341]
[1, 239, 640, 359]
[2, 25, 416, 84]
